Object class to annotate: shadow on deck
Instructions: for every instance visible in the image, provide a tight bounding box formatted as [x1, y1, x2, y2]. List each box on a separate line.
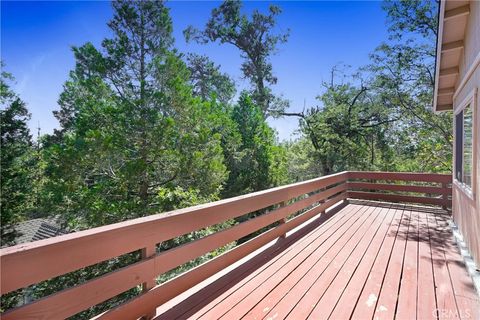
[155, 200, 479, 320]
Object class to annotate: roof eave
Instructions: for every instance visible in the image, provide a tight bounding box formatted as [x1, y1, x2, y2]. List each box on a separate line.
[433, 0, 447, 113]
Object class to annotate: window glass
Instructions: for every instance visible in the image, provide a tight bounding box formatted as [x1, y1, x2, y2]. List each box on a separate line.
[455, 110, 463, 182]
[463, 104, 473, 189]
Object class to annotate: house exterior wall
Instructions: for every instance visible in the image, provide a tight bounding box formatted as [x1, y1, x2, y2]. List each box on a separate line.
[452, 0, 480, 267]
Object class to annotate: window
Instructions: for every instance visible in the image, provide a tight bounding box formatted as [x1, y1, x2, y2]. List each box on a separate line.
[455, 103, 473, 190]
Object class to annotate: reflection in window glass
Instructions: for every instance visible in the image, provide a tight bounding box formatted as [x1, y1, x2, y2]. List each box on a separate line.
[463, 104, 473, 189]
[455, 110, 463, 182]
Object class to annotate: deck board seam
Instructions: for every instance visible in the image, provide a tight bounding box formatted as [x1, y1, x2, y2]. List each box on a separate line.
[329, 206, 404, 319]
[393, 207, 413, 319]
[418, 209, 439, 319]
[433, 213, 464, 319]
[274, 204, 383, 319]
[246, 203, 377, 320]
[427, 211, 459, 319]
[371, 204, 410, 319]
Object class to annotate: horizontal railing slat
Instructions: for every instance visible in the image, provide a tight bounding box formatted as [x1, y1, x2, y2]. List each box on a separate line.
[1, 259, 154, 320]
[0, 172, 348, 295]
[2, 183, 347, 320]
[348, 191, 449, 206]
[347, 182, 450, 195]
[153, 182, 346, 278]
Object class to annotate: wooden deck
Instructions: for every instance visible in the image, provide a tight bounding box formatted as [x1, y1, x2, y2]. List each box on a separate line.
[155, 200, 479, 320]
[3, 171, 478, 320]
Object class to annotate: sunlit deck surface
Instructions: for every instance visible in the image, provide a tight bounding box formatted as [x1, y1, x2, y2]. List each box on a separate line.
[155, 200, 479, 320]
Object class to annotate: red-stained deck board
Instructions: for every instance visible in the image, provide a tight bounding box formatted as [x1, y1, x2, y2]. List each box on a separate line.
[367, 206, 412, 320]
[328, 207, 404, 320]
[202, 204, 373, 319]
[307, 205, 398, 320]
[242, 204, 378, 320]
[286, 205, 386, 319]
[428, 212, 460, 320]
[172, 203, 363, 320]
[432, 212, 480, 320]
[155, 202, 358, 320]
[153, 201, 479, 320]
[256, 204, 380, 319]
[396, 208, 420, 320]
[416, 209, 437, 320]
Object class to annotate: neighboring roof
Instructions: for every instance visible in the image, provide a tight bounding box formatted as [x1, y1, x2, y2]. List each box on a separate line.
[12, 218, 65, 245]
[433, 0, 471, 112]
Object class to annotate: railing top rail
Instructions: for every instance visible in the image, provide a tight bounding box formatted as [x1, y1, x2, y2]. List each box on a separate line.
[348, 171, 452, 183]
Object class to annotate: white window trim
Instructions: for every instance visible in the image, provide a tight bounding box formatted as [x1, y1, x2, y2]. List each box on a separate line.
[453, 88, 477, 200]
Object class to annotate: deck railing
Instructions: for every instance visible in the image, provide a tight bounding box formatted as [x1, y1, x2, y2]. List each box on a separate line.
[347, 171, 452, 209]
[0, 171, 451, 320]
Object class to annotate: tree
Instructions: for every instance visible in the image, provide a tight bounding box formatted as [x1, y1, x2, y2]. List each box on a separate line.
[285, 75, 398, 175]
[185, 0, 290, 117]
[0, 65, 35, 246]
[283, 138, 321, 183]
[223, 92, 287, 197]
[382, 0, 438, 40]
[367, 0, 452, 172]
[45, 1, 228, 229]
[24, 2, 233, 318]
[186, 53, 236, 104]
[282, 1, 451, 175]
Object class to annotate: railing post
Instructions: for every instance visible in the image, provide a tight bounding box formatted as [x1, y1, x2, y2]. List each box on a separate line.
[319, 187, 326, 214]
[141, 244, 157, 320]
[279, 201, 287, 238]
[441, 182, 449, 211]
[345, 173, 351, 204]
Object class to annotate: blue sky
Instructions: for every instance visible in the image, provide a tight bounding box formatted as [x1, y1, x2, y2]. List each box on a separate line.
[1, 1, 389, 141]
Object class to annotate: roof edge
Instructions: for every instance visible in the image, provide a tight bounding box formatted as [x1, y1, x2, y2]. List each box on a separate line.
[433, 0, 447, 113]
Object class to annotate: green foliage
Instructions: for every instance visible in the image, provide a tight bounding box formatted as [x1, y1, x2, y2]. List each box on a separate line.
[223, 92, 287, 197]
[21, 2, 232, 317]
[283, 138, 320, 182]
[296, 80, 397, 175]
[289, 0, 451, 178]
[368, 0, 452, 172]
[44, 1, 228, 229]
[31, 253, 141, 319]
[186, 53, 236, 104]
[185, 0, 290, 117]
[382, 0, 438, 40]
[0, 66, 37, 246]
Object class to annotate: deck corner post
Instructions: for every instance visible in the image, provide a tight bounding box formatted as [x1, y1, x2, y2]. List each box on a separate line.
[441, 182, 449, 211]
